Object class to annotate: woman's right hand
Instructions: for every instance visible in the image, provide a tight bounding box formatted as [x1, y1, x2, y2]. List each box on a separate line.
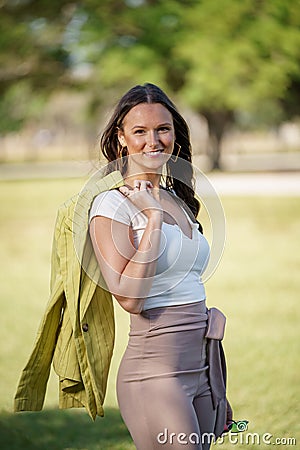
[119, 180, 163, 220]
[90, 180, 164, 314]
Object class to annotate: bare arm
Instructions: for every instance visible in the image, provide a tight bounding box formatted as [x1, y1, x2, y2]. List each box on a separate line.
[89, 181, 163, 314]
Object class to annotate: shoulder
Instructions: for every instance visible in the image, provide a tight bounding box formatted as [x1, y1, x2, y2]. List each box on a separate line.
[91, 189, 125, 212]
[90, 189, 132, 225]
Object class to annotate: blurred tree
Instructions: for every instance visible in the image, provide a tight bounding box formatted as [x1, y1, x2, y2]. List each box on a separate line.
[0, 0, 73, 131]
[70, 0, 189, 109]
[1, 0, 300, 169]
[70, 0, 300, 168]
[175, 0, 300, 168]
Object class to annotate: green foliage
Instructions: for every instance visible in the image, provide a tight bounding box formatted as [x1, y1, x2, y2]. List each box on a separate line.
[0, 81, 47, 133]
[0, 1, 70, 132]
[176, 0, 300, 116]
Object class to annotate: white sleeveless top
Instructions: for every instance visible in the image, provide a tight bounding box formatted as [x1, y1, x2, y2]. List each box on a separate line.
[89, 189, 210, 311]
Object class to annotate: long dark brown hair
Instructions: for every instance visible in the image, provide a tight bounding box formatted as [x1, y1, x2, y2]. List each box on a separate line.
[100, 83, 201, 221]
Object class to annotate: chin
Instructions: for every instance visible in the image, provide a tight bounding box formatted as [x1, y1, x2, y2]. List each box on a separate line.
[128, 153, 171, 172]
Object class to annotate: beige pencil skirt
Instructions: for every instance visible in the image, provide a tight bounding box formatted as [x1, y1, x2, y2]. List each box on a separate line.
[117, 301, 216, 450]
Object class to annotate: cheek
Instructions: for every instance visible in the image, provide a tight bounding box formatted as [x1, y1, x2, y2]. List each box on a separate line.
[125, 136, 144, 150]
[163, 133, 175, 149]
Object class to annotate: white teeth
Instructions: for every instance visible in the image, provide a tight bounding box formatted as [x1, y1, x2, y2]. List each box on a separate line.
[145, 150, 163, 155]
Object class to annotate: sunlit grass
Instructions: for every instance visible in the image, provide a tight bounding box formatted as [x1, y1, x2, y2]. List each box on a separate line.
[0, 179, 299, 449]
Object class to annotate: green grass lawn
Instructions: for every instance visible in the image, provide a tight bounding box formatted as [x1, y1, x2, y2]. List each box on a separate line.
[0, 178, 299, 449]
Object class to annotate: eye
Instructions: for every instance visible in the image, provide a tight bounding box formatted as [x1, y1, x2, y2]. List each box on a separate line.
[158, 126, 171, 133]
[134, 128, 146, 135]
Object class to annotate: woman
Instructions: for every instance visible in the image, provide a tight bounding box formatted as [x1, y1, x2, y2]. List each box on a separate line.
[89, 83, 220, 450]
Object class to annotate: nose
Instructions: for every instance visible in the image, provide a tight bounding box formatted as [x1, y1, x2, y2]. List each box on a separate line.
[147, 130, 159, 148]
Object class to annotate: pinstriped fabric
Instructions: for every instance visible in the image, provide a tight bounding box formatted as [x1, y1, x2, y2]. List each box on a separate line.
[14, 170, 124, 419]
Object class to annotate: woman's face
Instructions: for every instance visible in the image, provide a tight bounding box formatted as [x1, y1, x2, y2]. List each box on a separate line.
[117, 103, 175, 174]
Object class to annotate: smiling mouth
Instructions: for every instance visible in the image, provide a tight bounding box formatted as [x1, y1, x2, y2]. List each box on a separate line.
[143, 150, 164, 157]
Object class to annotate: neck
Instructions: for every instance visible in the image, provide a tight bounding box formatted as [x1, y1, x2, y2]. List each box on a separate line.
[124, 172, 162, 189]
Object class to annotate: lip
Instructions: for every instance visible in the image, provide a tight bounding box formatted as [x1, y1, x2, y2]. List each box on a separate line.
[143, 149, 164, 157]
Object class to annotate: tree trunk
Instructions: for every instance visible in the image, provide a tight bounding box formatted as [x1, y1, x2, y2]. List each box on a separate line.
[208, 130, 222, 171]
[202, 109, 234, 171]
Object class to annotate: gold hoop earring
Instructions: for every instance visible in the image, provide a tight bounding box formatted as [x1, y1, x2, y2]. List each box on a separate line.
[170, 142, 181, 163]
[117, 145, 128, 172]
[117, 145, 127, 159]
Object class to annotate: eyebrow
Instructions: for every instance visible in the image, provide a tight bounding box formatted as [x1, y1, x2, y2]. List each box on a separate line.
[131, 122, 173, 130]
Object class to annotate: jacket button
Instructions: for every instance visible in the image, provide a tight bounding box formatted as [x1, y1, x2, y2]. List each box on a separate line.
[82, 323, 89, 332]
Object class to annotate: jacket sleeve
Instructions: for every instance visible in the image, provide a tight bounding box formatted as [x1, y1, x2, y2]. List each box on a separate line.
[14, 208, 66, 412]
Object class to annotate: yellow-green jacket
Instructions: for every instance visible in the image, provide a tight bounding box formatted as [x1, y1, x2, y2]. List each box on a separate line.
[14, 170, 124, 420]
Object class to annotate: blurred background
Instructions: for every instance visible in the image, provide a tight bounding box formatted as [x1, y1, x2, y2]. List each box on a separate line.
[1, 0, 300, 172]
[1, 1, 299, 449]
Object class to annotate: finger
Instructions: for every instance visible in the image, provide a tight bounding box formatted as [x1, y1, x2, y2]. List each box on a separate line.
[119, 186, 130, 197]
[133, 180, 141, 189]
[146, 181, 153, 189]
[139, 180, 148, 191]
